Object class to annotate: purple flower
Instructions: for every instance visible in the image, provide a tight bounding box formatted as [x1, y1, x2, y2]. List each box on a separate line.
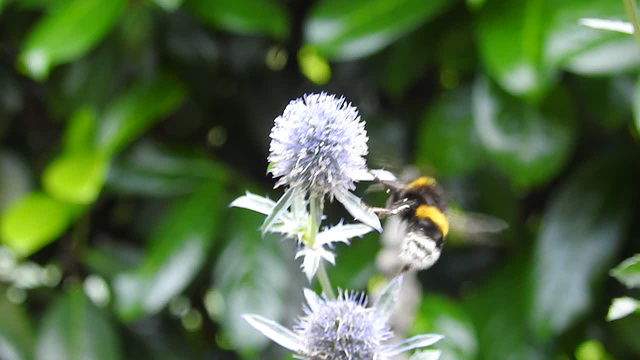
[295, 290, 393, 359]
[243, 276, 443, 359]
[259, 93, 387, 233]
[268, 93, 368, 199]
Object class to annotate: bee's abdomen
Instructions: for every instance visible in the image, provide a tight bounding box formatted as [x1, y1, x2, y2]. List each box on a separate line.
[399, 232, 442, 270]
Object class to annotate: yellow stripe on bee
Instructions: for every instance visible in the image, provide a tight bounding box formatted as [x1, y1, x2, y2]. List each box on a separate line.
[415, 205, 449, 236]
[407, 176, 436, 189]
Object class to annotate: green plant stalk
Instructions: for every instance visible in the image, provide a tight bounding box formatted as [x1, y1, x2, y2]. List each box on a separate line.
[623, 0, 640, 50]
[309, 195, 336, 300]
[317, 262, 336, 300]
[307, 195, 319, 248]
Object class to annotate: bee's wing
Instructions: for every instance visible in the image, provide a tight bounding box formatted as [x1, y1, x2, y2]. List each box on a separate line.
[379, 180, 406, 193]
[446, 207, 508, 246]
[365, 178, 407, 196]
[365, 183, 387, 194]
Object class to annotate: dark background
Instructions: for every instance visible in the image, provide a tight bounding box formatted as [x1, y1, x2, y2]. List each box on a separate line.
[0, 0, 639, 359]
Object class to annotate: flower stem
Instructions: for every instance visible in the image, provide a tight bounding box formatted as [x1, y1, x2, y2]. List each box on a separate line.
[309, 195, 336, 300]
[317, 262, 336, 300]
[623, 0, 640, 50]
[308, 195, 319, 248]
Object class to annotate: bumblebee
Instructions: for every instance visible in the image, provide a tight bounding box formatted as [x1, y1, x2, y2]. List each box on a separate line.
[370, 176, 449, 273]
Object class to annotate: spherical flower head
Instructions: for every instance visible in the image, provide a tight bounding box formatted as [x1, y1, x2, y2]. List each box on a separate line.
[242, 277, 443, 359]
[295, 290, 393, 360]
[268, 93, 369, 198]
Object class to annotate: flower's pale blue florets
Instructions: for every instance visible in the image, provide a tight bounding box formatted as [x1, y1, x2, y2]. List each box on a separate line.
[242, 277, 443, 360]
[268, 93, 368, 198]
[295, 290, 393, 360]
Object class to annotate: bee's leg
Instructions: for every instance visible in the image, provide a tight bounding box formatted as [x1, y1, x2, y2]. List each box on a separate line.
[396, 264, 411, 275]
[368, 207, 395, 219]
[369, 204, 412, 219]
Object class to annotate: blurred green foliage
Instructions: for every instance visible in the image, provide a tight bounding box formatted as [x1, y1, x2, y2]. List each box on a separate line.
[0, 0, 639, 359]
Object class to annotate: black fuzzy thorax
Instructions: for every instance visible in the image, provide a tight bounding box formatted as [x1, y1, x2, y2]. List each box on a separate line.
[382, 181, 448, 247]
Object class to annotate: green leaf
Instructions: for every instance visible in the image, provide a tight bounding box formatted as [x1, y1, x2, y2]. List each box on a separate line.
[0, 0, 10, 15]
[475, 0, 555, 99]
[466, 0, 486, 11]
[472, 76, 575, 188]
[417, 86, 484, 176]
[609, 313, 640, 354]
[633, 76, 640, 136]
[13, 0, 67, 10]
[463, 256, 542, 359]
[378, 28, 432, 98]
[579, 18, 633, 34]
[118, 2, 153, 56]
[0, 67, 22, 122]
[63, 107, 97, 154]
[0, 152, 32, 212]
[46, 42, 120, 118]
[575, 340, 613, 360]
[113, 180, 225, 321]
[574, 76, 632, 131]
[531, 151, 635, 338]
[84, 241, 140, 279]
[0, 292, 35, 360]
[1, 192, 77, 257]
[154, 0, 182, 12]
[543, 0, 640, 75]
[119, 141, 228, 180]
[188, 0, 289, 40]
[611, 254, 640, 288]
[95, 72, 187, 156]
[120, 328, 193, 360]
[563, 38, 640, 75]
[42, 151, 108, 204]
[212, 210, 295, 353]
[607, 297, 640, 321]
[411, 295, 477, 360]
[17, 0, 126, 80]
[297, 45, 332, 85]
[435, 21, 478, 73]
[106, 167, 203, 198]
[305, 0, 454, 61]
[106, 141, 228, 197]
[35, 285, 122, 360]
